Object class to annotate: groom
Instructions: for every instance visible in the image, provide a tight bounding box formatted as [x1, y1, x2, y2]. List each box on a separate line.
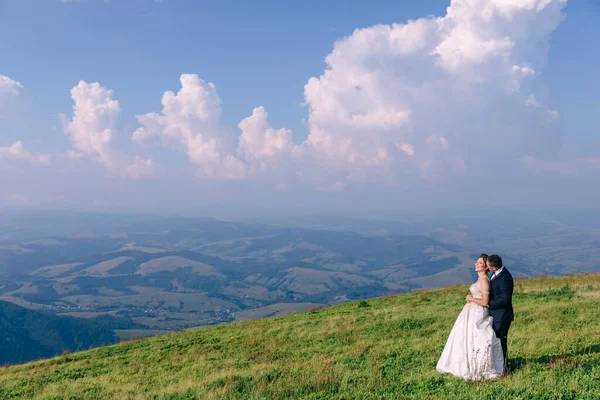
[486, 254, 514, 374]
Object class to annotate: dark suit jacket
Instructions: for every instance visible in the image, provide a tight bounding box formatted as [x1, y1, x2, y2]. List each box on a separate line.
[489, 267, 514, 332]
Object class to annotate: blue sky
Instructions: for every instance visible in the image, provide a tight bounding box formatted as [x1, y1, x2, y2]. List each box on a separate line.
[0, 0, 598, 216]
[2, 0, 454, 142]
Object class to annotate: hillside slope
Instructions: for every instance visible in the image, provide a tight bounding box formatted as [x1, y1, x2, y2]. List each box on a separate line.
[0, 301, 132, 365]
[1, 274, 599, 399]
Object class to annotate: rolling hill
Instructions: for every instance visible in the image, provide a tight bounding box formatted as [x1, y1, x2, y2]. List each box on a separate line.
[0, 215, 463, 335]
[1, 273, 599, 399]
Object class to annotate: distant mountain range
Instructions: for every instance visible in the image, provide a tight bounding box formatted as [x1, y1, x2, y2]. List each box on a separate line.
[0, 213, 466, 338]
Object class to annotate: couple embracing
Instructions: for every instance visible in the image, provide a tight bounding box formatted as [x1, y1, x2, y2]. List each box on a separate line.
[436, 254, 514, 381]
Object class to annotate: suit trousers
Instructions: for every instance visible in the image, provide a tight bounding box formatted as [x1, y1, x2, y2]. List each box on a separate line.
[492, 320, 512, 370]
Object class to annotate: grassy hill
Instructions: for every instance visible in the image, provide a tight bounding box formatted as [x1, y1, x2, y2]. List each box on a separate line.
[1, 273, 599, 399]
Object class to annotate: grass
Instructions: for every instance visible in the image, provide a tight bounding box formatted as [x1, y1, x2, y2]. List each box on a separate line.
[1, 274, 600, 399]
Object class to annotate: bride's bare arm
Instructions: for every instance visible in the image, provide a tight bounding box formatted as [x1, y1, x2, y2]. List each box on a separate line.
[466, 278, 490, 306]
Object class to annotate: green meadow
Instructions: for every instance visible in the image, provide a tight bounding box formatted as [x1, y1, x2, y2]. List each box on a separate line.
[1, 274, 599, 399]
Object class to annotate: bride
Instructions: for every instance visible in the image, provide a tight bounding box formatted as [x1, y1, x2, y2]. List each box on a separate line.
[436, 254, 505, 380]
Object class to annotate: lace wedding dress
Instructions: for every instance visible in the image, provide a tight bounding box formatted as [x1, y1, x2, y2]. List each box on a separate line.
[436, 281, 505, 381]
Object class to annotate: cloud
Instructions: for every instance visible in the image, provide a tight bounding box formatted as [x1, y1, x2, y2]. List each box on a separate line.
[134, 0, 568, 190]
[0, 141, 51, 166]
[237, 106, 302, 172]
[60, 81, 120, 167]
[65, 149, 84, 160]
[396, 143, 415, 157]
[301, 0, 567, 185]
[134, 76, 306, 183]
[4, 0, 589, 214]
[0, 74, 29, 121]
[60, 81, 153, 178]
[40, 0, 573, 206]
[425, 136, 449, 149]
[128, 75, 291, 184]
[0, 75, 24, 102]
[134, 75, 249, 180]
[124, 156, 154, 179]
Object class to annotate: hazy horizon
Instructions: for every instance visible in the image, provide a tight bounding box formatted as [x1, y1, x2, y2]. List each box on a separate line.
[1, 205, 599, 226]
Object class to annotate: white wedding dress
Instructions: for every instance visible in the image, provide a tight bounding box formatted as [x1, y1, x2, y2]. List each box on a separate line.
[436, 281, 505, 381]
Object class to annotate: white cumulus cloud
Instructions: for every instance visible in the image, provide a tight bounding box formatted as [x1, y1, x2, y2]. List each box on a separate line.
[0, 141, 51, 166]
[124, 156, 154, 179]
[302, 0, 567, 184]
[0, 74, 28, 121]
[61, 81, 153, 178]
[134, 74, 245, 179]
[133, 0, 569, 191]
[135, 75, 304, 180]
[60, 81, 120, 166]
[237, 106, 302, 172]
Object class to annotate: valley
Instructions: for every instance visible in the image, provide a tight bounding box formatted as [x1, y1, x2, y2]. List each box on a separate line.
[1, 210, 598, 343]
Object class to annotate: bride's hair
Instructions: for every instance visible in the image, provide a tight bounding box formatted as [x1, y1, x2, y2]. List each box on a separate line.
[479, 253, 489, 271]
